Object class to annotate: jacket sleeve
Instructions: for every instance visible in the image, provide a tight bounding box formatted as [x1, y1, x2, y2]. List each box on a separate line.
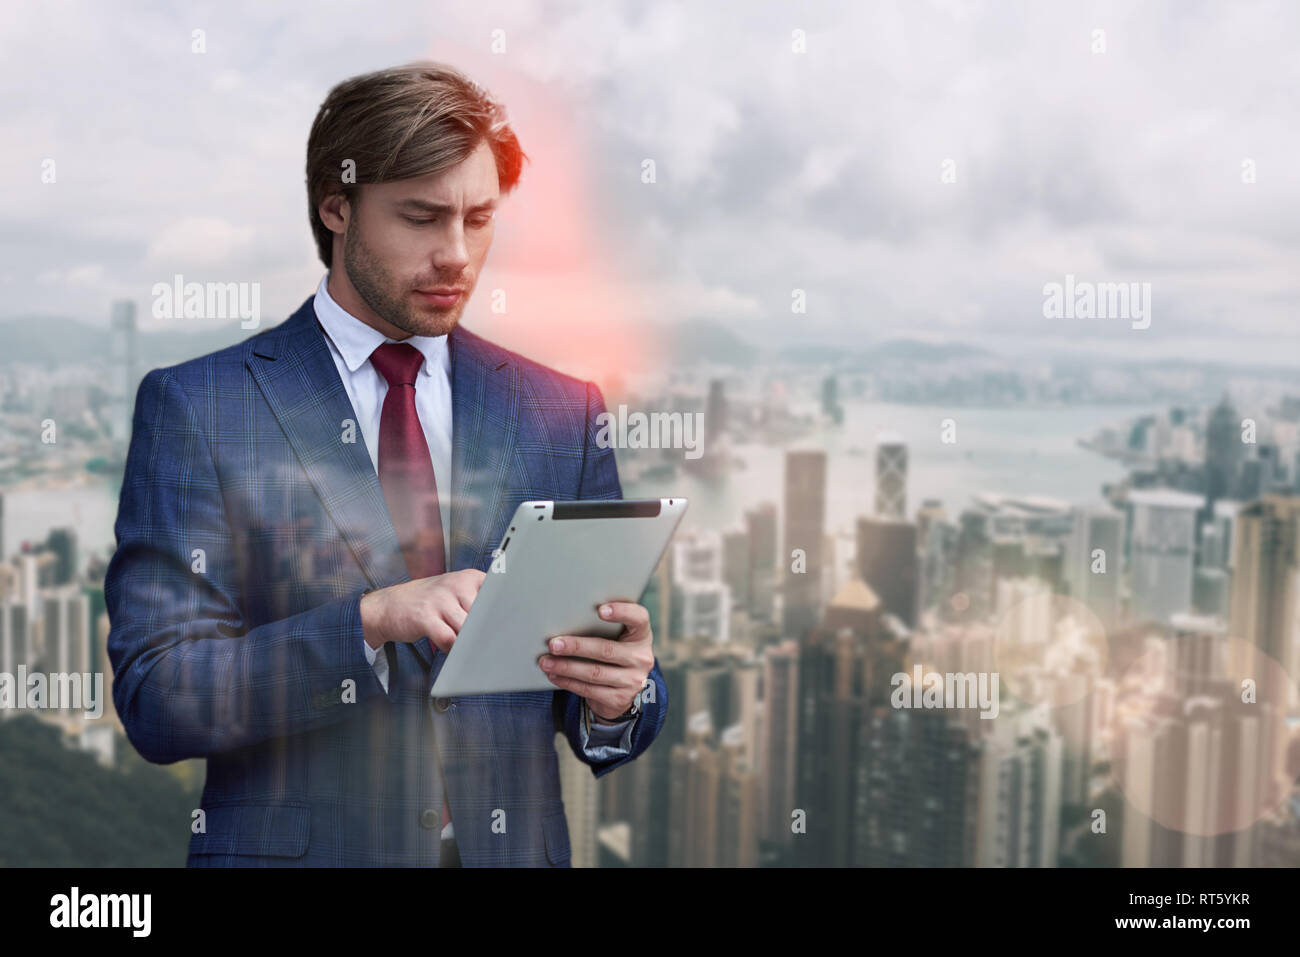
[553, 379, 669, 777]
[105, 368, 386, 764]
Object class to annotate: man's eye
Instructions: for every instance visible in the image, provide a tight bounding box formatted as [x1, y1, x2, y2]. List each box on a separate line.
[404, 216, 434, 226]
[469, 217, 492, 228]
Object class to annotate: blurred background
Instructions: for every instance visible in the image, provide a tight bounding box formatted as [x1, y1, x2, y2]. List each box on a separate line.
[2, 0, 1298, 866]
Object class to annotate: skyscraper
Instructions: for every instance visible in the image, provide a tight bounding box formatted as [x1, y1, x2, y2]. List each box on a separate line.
[668, 712, 720, 867]
[706, 378, 728, 439]
[855, 706, 981, 867]
[782, 450, 827, 637]
[1127, 489, 1204, 625]
[855, 516, 919, 628]
[745, 502, 778, 623]
[1065, 505, 1125, 628]
[109, 299, 138, 447]
[1205, 394, 1242, 507]
[717, 724, 759, 867]
[794, 578, 904, 866]
[974, 704, 1063, 867]
[874, 431, 907, 519]
[1229, 496, 1300, 682]
[759, 640, 799, 852]
[722, 529, 751, 611]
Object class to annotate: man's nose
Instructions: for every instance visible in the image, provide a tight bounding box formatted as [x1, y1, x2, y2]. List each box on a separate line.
[432, 224, 471, 272]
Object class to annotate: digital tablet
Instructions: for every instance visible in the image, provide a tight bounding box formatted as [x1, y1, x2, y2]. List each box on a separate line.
[430, 497, 689, 697]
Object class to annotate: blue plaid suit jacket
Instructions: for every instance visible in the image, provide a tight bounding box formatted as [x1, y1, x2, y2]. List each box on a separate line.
[104, 295, 668, 866]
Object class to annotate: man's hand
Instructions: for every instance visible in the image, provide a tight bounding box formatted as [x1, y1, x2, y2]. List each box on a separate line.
[538, 601, 653, 721]
[359, 568, 487, 653]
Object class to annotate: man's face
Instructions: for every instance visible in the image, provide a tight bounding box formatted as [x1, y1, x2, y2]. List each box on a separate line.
[335, 139, 500, 338]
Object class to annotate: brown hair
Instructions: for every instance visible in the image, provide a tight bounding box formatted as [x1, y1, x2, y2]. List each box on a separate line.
[305, 62, 528, 267]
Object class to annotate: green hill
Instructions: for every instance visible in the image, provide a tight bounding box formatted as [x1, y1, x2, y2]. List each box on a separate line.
[0, 716, 202, 867]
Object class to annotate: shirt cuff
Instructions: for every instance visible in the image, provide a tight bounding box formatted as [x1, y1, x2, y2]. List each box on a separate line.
[363, 638, 389, 694]
[579, 698, 636, 759]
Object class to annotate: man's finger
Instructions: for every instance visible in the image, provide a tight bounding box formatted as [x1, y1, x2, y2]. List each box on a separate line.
[596, 600, 650, 634]
[451, 573, 484, 611]
[428, 620, 456, 653]
[443, 602, 468, 632]
[544, 675, 624, 715]
[539, 653, 629, 688]
[545, 634, 631, 663]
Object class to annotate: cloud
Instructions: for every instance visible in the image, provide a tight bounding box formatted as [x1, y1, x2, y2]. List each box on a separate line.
[145, 217, 257, 269]
[0, 0, 1294, 367]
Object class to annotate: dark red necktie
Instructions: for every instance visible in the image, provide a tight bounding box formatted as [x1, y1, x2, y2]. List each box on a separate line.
[369, 342, 447, 579]
[369, 341, 452, 833]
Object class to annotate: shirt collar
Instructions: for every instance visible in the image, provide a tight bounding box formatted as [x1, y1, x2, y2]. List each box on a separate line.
[313, 273, 450, 379]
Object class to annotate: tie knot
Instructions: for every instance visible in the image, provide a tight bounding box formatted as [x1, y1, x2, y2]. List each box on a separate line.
[370, 342, 424, 387]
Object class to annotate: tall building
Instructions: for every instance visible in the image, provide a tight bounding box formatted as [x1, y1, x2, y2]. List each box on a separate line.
[820, 375, 842, 424]
[668, 712, 721, 867]
[671, 531, 731, 643]
[1065, 505, 1125, 628]
[672, 531, 724, 584]
[1047, 670, 1103, 809]
[1229, 496, 1300, 684]
[874, 431, 907, 519]
[855, 516, 919, 628]
[45, 528, 78, 586]
[855, 706, 981, 867]
[1127, 489, 1204, 626]
[973, 704, 1063, 867]
[954, 510, 994, 619]
[676, 581, 730, 644]
[625, 654, 689, 867]
[1205, 394, 1242, 507]
[793, 578, 905, 866]
[706, 379, 728, 440]
[782, 450, 827, 637]
[1115, 615, 1284, 867]
[759, 641, 799, 852]
[109, 299, 138, 447]
[717, 725, 759, 867]
[915, 499, 954, 613]
[41, 584, 92, 678]
[745, 502, 778, 623]
[995, 576, 1054, 647]
[1201, 499, 1241, 571]
[721, 529, 750, 611]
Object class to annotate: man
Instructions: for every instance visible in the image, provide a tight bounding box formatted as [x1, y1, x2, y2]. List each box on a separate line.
[105, 62, 668, 867]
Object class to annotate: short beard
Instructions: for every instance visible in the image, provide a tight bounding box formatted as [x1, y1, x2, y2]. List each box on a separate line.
[342, 217, 461, 337]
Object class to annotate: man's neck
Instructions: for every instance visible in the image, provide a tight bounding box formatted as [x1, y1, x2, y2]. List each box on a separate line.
[326, 268, 412, 341]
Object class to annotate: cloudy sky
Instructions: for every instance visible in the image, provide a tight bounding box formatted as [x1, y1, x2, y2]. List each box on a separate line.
[2, 0, 1298, 374]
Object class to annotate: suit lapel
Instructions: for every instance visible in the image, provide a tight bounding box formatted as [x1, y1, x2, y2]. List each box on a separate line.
[246, 298, 410, 594]
[447, 322, 520, 572]
[247, 297, 520, 674]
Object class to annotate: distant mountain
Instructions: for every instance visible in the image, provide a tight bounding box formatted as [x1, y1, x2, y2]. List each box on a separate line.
[860, 339, 993, 363]
[661, 318, 760, 366]
[654, 323, 996, 368]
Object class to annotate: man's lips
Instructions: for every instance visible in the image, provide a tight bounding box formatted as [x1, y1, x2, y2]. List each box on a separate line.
[414, 288, 464, 305]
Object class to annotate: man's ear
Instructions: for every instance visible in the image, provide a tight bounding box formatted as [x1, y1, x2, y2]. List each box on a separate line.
[317, 191, 351, 234]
